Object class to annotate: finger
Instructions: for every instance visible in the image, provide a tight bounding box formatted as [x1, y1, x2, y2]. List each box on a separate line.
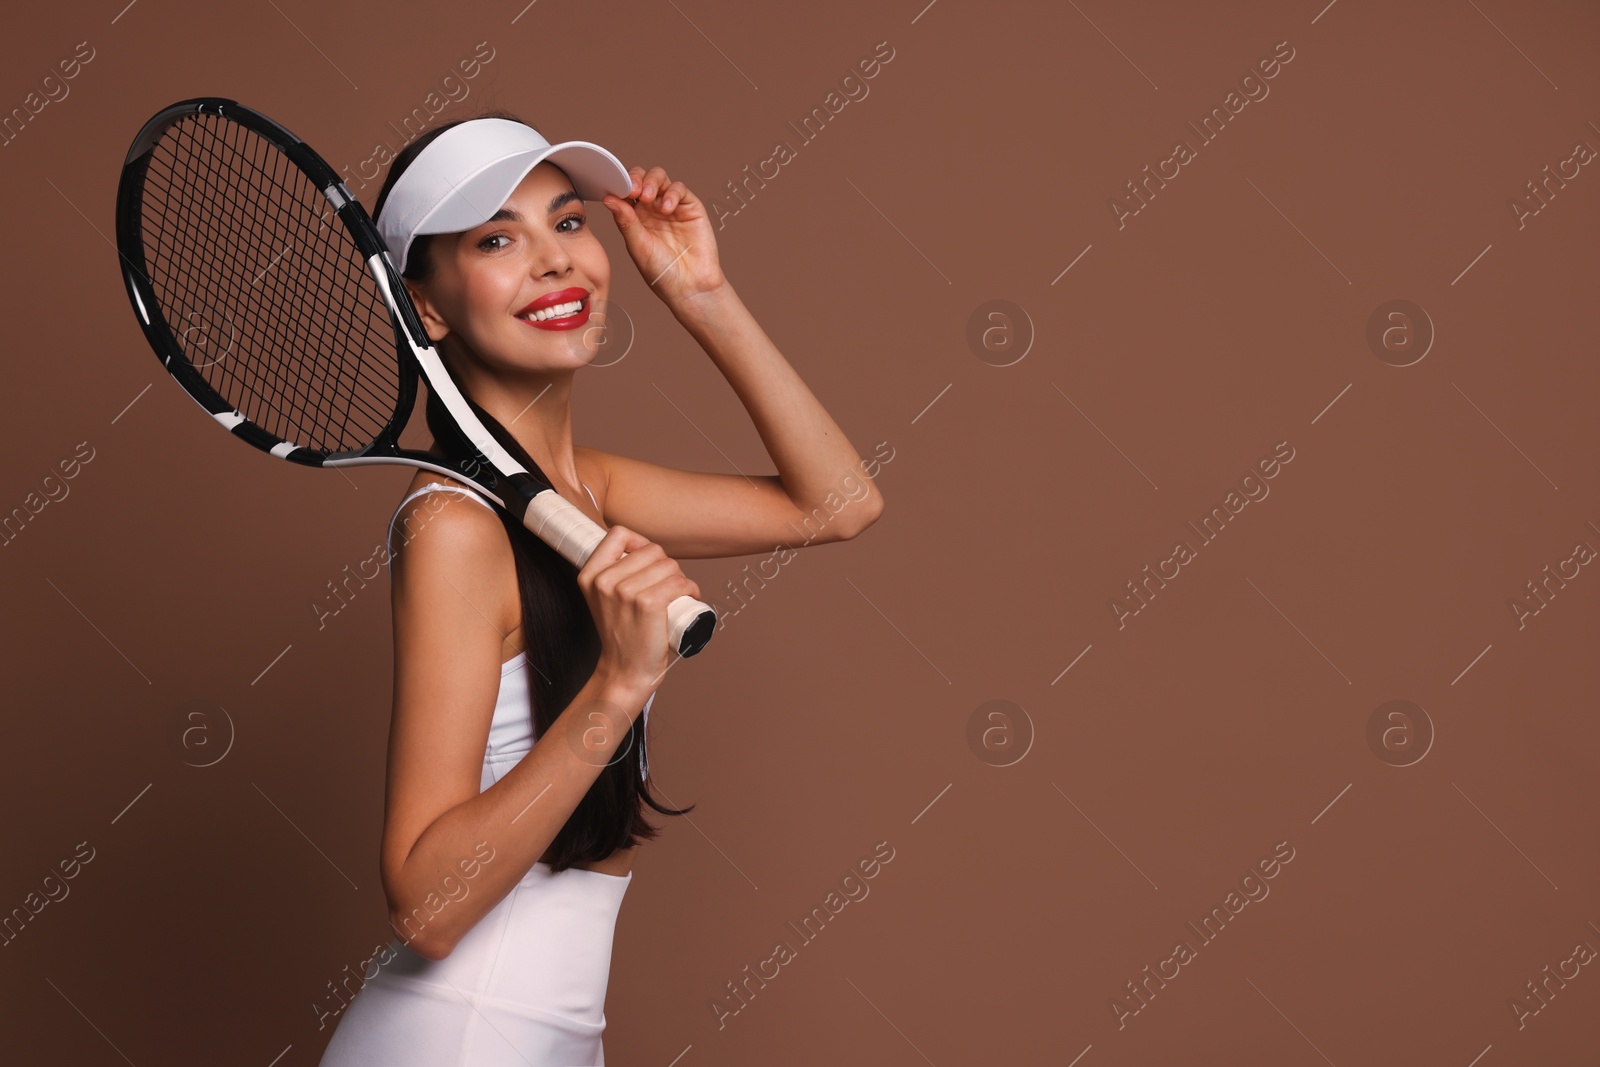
[595, 542, 669, 589]
[660, 180, 689, 213]
[639, 166, 670, 205]
[601, 193, 640, 230]
[636, 572, 702, 611]
[626, 166, 646, 198]
[581, 524, 651, 575]
[647, 572, 701, 603]
[614, 556, 687, 600]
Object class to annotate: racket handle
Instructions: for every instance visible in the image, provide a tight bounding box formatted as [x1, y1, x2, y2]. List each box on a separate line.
[523, 488, 717, 658]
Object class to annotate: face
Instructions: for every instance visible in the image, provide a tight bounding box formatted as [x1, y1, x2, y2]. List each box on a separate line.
[405, 161, 612, 378]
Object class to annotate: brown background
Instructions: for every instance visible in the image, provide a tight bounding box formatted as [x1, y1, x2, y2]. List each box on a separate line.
[2, 0, 1597, 1062]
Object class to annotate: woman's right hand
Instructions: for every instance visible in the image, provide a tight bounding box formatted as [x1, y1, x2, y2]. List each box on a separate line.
[577, 525, 701, 703]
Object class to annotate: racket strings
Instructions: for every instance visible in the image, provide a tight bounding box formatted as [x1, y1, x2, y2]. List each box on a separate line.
[178, 115, 393, 443]
[153, 129, 387, 449]
[149, 127, 317, 433]
[145, 124, 323, 433]
[184, 115, 394, 446]
[134, 111, 403, 455]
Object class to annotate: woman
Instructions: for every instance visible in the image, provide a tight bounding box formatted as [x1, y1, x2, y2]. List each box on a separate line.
[317, 109, 885, 1065]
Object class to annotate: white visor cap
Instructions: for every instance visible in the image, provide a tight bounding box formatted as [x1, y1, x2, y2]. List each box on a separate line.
[375, 118, 633, 276]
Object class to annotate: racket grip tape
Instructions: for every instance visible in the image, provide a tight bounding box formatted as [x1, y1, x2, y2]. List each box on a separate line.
[523, 489, 717, 658]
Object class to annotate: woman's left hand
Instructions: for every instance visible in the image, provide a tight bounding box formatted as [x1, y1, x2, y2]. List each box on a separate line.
[601, 166, 727, 308]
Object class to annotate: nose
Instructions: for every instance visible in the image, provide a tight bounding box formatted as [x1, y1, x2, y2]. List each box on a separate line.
[519, 227, 572, 279]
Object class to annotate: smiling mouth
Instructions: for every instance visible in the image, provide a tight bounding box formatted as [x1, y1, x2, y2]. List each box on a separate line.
[517, 296, 591, 331]
[519, 298, 584, 322]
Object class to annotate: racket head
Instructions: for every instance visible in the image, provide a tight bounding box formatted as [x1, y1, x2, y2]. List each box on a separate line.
[115, 96, 507, 495]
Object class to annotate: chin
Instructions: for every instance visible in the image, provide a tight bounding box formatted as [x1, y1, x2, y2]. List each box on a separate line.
[511, 332, 600, 374]
[558, 329, 607, 366]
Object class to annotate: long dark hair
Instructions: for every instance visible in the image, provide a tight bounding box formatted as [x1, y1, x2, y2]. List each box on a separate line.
[374, 110, 693, 871]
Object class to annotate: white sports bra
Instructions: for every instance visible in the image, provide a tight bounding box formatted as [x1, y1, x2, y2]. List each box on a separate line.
[385, 480, 654, 782]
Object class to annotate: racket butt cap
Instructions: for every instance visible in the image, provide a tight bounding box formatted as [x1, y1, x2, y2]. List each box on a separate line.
[670, 596, 717, 658]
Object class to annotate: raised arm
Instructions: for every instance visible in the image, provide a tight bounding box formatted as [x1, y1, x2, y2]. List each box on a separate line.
[596, 169, 886, 559]
[377, 491, 653, 961]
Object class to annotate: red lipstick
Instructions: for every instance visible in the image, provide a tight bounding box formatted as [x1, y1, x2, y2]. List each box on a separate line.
[515, 287, 590, 331]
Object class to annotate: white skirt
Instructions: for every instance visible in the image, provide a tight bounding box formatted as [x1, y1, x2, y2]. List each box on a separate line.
[318, 861, 633, 1066]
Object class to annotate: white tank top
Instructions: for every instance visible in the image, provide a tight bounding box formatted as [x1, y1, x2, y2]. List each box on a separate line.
[385, 481, 653, 783]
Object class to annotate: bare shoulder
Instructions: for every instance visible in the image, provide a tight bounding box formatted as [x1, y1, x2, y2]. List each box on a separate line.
[390, 469, 499, 544]
[388, 470, 517, 633]
[398, 467, 488, 502]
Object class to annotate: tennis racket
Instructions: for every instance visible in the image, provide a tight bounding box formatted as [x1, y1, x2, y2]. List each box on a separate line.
[114, 96, 717, 658]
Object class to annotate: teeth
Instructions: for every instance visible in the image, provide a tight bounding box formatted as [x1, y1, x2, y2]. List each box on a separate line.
[520, 299, 583, 322]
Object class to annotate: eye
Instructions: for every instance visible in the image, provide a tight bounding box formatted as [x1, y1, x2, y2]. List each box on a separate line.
[556, 213, 586, 234]
[477, 232, 511, 252]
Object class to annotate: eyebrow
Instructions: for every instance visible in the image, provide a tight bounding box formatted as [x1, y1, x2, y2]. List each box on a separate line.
[483, 190, 582, 225]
